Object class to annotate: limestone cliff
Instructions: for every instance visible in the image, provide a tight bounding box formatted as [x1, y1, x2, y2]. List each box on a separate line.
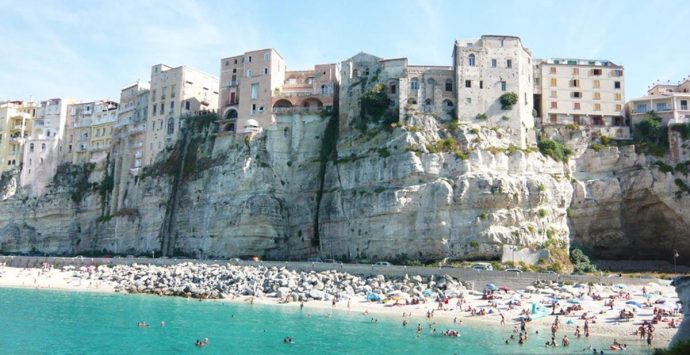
[0, 113, 688, 266]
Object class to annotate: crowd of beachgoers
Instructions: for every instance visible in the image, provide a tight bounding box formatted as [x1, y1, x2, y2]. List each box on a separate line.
[0, 261, 682, 351]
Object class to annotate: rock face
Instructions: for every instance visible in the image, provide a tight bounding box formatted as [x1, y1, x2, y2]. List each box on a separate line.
[0, 112, 688, 265]
[670, 276, 690, 347]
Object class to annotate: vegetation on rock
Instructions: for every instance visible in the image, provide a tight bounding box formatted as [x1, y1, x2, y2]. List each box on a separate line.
[538, 138, 572, 162]
[499, 92, 518, 110]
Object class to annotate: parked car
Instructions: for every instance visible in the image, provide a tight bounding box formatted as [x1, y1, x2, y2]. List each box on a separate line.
[323, 259, 337, 263]
[471, 263, 493, 271]
[375, 261, 392, 266]
[504, 268, 522, 273]
[228, 258, 241, 263]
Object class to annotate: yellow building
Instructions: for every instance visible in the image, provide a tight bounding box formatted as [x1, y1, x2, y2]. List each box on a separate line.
[534, 58, 628, 139]
[0, 100, 37, 174]
[60, 100, 118, 165]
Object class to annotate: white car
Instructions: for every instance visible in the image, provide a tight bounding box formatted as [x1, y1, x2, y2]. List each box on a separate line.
[471, 263, 493, 271]
[504, 268, 522, 273]
[375, 261, 392, 266]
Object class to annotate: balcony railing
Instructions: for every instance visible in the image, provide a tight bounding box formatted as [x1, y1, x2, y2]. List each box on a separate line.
[274, 91, 321, 99]
[272, 106, 324, 114]
[223, 100, 239, 107]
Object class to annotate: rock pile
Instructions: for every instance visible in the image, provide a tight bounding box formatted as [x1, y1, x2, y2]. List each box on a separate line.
[80, 262, 470, 302]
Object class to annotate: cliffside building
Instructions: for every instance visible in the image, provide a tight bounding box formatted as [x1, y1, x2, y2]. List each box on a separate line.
[20, 98, 71, 193]
[216, 49, 338, 137]
[454, 35, 536, 147]
[60, 100, 119, 165]
[0, 100, 37, 174]
[144, 64, 219, 165]
[534, 58, 627, 139]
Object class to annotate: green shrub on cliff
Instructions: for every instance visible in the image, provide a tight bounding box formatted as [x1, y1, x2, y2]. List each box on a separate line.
[538, 138, 572, 162]
[570, 248, 597, 273]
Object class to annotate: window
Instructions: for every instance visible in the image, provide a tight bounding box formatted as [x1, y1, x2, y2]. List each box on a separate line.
[264, 68, 268, 75]
[550, 78, 557, 87]
[550, 102, 557, 109]
[480, 81, 484, 89]
[410, 78, 419, 90]
[170, 101, 174, 109]
[322, 84, 330, 95]
[246, 69, 252, 77]
[160, 103, 165, 114]
[389, 83, 396, 94]
[570, 79, 580, 87]
[353, 69, 358, 78]
[614, 93, 622, 101]
[550, 67, 557, 74]
[572, 68, 579, 75]
[593, 92, 601, 100]
[153, 104, 157, 115]
[656, 102, 669, 111]
[171, 84, 176, 98]
[506, 59, 512, 68]
[614, 81, 621, 89]
[612, 69, 623, 77]
[615, 104, 622, 111]
[491, 59, 497, 68]
[465, 97, 471, 104]
[550, 90, 557, 98]
[468, 54, 476, 67]
[167, 118, 175, 135]
[251, 104, 256, 114]
[635, 103, 648, 113]
[681, 100, 688, 110]
[594, 103, 601, 111]
[500, 81, 506, 91]
[152, 90, 157, 102]
[592, 69, 602, 76]
[573, 102, 580, 110]
[248, 55, 252, 63]
[264, 52, 269, 62]
[251, 83, 259, 99]
[465, 80, 471, 88]
[572, 92, 582, 98]
[549, 114, 557, 124]
[30, 143, 34, 152]
[593, 80, 600, 88]
[185, 101, 190, 110]
[500, 39, 504, 47]
[445, 79, 452, 92]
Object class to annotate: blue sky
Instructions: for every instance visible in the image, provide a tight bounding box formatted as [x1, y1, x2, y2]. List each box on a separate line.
[1, 0, 689, 102]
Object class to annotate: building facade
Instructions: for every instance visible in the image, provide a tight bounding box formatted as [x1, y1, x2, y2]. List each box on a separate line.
[454, 35, 536, 148]
[60, 100, 119, 165]
[535, 58, 627, 139]
[20, 98, 70, 192]
[144, 64, 219, 165]
[217, 49, 338, 137]
[0, 100, 37, 174]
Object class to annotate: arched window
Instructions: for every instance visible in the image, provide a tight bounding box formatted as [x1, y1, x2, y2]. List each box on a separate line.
[468, 54, 476, 67]
[29, 143, 34, 152]
[227, 109, 238, 119]
[41, 143, 46, 152]
[167, 117, 175, 135]
[445, 79, 453, 92]
[407, 97, 418, 105]
[425, 99, 432, 105]
[427, 78, 435, 86]
[321, 84, 329, 95]
[410, 78, 419, 90]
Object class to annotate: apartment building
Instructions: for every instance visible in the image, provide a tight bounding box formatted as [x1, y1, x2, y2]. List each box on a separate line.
[534, 58, 627, 138]
[144, 64, 219, 165]
[20, 98, 70, 192]
[217, 49, 338, 136]
[626, 79, 690, 127]
[0, 100, 37, 174]
[60, 100, 118, 165]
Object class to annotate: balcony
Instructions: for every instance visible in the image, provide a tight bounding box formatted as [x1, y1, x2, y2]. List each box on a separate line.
[8, 137, 24, 143]
[272, 106, 324, 114]
[274, 91, 320, 99]
[128, 125, 146, 135]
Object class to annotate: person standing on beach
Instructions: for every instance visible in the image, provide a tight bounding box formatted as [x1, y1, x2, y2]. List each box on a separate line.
[500, 313, 505, 326]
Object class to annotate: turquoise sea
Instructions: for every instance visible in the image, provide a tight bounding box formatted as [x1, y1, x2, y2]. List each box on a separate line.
[0, 288, 656, 354]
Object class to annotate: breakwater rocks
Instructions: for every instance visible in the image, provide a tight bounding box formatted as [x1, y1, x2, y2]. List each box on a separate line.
[84, 262, 470, 301]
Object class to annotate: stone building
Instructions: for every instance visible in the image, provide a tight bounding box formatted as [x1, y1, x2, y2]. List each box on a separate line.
[59, 100, 119, 165]
[20, 98, 71, 193]
[338, 52, 455, 132]
[534, 58, 627, 139]
[0, 100, 37, 174]
[216, 49, 338, 137]
[144, 64, 219, 165]
[453, 35, 536, 148]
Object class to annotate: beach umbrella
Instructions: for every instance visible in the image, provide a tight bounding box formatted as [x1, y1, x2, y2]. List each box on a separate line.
[643, 293, 654, 299]
[485, 283, 498, 291]
[367, 292, 382, 302]
[422, 289, 433, 297]
[625, 300, 643, 308]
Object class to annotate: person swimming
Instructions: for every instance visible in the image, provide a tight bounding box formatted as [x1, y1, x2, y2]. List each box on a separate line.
[283, 336, 294, 344]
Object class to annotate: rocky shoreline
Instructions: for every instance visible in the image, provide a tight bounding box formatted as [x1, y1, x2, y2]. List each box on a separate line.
[86, 262, 471, 302]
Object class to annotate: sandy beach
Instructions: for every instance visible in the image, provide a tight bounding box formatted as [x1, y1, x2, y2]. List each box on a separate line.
[0, 263, 681, 348]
